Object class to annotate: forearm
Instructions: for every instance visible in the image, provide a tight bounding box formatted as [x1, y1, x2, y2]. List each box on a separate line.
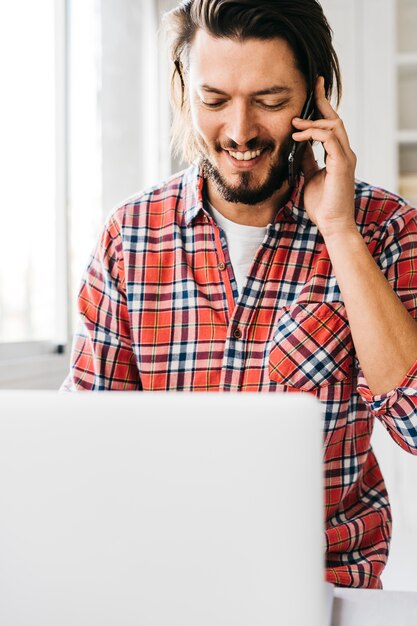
[324, 227, 417, 396]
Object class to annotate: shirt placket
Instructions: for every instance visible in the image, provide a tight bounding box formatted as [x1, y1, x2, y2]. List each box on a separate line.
[215, 223, 282, 391]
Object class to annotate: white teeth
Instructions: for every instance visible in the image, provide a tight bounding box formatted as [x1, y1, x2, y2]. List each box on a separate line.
[228, 149, 262, 161]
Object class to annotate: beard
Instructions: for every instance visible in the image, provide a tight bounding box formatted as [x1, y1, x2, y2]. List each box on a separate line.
[199, 134, 293, 206]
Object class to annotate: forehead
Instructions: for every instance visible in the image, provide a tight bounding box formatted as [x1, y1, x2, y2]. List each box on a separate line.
[188, 29, 305, 93]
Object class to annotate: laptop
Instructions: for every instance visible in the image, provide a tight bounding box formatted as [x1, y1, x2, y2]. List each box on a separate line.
[0, 391, 332, 626]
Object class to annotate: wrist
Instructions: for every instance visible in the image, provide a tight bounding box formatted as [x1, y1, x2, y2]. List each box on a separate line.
[322, 225, 366, 260]
[319, 220, 359, 243]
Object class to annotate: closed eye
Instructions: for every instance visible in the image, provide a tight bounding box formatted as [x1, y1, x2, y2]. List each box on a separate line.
[256, 100, 289, 110]
[199, 99, 289, 110]
[201, 100, 226, 109]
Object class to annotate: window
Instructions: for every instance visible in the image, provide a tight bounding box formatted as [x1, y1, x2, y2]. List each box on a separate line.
[0, 0, 59, 343]
[0, 0, 164, 356]
[0, 0, 104, 351]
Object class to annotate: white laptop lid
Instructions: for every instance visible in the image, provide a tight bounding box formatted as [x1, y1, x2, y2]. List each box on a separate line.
[0, 391, 325, 626]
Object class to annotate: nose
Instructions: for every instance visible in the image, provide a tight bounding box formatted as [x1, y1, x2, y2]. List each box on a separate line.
[225, 101, 258, 148]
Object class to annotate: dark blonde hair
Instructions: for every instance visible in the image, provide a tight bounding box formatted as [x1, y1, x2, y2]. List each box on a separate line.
[163, 0, 342, 163]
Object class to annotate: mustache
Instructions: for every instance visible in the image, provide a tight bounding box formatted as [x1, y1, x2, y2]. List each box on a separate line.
[216, 138, 275, 152]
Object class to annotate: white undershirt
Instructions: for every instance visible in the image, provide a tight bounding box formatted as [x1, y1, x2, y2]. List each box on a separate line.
[208, 203, 268, 296]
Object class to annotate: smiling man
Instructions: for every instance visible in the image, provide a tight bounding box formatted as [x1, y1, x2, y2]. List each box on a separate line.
[188, 32, 305, 223]
[63, 0, 417, 589]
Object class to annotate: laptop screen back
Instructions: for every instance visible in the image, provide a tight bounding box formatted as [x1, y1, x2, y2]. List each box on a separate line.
[0, 391, 324, 626]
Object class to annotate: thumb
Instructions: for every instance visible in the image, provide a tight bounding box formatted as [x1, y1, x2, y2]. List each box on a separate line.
[301, 141, 320, 182]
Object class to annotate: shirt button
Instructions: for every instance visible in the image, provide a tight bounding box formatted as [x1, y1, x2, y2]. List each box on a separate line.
[233, 327, 242, 340]
[218, 262, 226, 271]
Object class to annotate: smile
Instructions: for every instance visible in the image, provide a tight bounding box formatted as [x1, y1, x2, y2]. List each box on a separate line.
[226, 148, 263, 161]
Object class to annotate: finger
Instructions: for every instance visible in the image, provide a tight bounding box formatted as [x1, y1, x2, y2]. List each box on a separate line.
[292, 128, 347, 162]
[300, 141, 320, 182]
[314, 75, 339, 121]
[293, 118, 340, 131]
[292, 117, 352, 153]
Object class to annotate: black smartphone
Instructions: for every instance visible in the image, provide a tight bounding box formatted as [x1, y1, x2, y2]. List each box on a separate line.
[287, 90, 315, 187]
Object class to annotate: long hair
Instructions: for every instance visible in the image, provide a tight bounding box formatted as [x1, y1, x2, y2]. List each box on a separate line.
[163, 0, 342, 164]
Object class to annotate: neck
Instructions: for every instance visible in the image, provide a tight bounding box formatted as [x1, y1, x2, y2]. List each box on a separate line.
[206, 178, 292, 227]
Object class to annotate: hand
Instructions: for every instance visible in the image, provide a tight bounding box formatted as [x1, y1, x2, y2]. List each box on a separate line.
[292, 76, 357, 239]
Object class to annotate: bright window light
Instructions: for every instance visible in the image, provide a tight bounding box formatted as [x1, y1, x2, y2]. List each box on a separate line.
[0, 1, 56, 342]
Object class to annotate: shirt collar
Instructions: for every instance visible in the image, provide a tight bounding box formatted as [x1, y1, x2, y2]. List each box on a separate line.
[182, 163, 208, 227]
[273, 173, 311, 229]
[182, 164, 311, 229]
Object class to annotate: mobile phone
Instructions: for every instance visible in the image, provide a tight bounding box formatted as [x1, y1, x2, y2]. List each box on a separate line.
[287, 91, 315, 187]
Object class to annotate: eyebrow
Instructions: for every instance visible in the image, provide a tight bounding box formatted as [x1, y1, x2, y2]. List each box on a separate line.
[200, 84, 292, 96]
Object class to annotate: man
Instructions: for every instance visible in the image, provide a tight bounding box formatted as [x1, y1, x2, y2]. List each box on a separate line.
[63, 0, 417, 589]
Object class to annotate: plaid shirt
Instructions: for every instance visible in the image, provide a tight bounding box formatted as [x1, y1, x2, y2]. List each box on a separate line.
[63, 164, 417, 588]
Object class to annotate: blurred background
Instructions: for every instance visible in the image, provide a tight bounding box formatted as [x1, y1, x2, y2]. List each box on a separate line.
[0, 0, 416, 591]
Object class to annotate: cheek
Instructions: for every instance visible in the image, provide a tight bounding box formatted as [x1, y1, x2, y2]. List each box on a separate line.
[267, 119, 296, 152]
[190, 109, 220, 145]
[188, 93, 222, 143]
[272, 114, 296, 141]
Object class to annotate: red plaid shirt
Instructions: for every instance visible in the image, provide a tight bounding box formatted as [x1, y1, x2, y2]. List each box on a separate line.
[63, 165, 417, 588]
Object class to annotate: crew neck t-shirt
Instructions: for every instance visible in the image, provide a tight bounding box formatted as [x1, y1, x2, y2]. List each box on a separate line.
[208, 202, 267, 296]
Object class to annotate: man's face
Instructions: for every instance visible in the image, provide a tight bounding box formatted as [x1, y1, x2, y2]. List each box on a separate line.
[187, 30, 308, 205]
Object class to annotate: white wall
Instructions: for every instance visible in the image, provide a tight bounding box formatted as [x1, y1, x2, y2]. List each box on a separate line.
[101, 0, 161, 216]
[320, 0, 397, 191]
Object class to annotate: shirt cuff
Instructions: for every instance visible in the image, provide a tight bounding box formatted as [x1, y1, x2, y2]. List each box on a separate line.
[357, 359, 417, 416]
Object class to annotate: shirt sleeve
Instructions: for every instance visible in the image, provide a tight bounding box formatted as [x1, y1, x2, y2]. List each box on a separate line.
[61, 214, 142, 391]
[356, 202, 417, 453]
[357, 361, 417, 454]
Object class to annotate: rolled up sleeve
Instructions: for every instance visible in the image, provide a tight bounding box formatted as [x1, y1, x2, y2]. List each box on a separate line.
[354, 203, 417, 452]
[357, 361, 417, 453]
